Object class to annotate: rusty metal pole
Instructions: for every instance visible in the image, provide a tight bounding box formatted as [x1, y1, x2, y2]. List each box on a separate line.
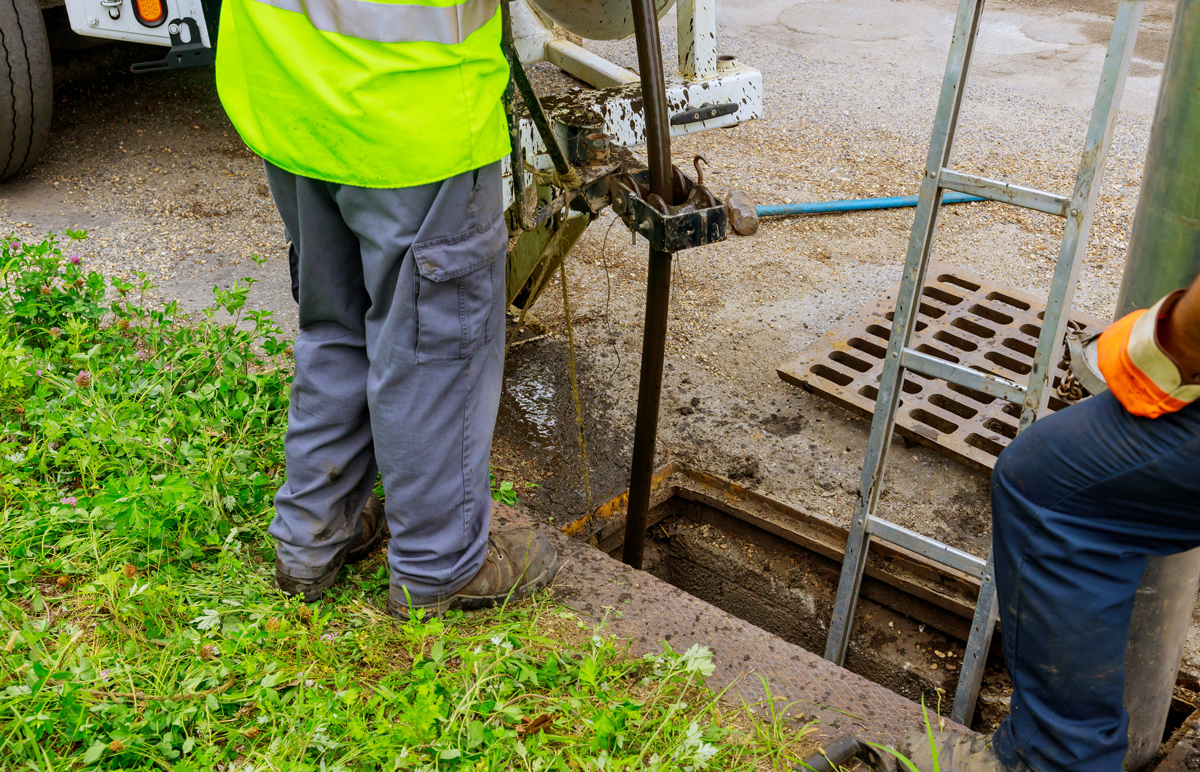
[1117, 2, 1200, 767]
[621, 0, 673, 568]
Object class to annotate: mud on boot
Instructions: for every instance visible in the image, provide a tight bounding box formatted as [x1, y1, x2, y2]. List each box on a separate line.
[275, 494, 388, 603]
[896, 730, 1031, 772]
[388, 527, 559, 620]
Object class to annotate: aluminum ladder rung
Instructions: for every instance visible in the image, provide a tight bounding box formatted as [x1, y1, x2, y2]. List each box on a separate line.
[939, 169, 1070, 217]
[868, 516, 987, 579]
[901, 347, 1026, 404]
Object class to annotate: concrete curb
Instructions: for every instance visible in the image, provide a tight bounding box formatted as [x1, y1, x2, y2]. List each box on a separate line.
[538, 523, 967, 747]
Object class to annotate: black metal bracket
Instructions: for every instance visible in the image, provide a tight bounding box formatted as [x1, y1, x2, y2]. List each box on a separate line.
[610, 166, 727, 252]
[670, 102, 738, 126]
[131, 18, 215, 73]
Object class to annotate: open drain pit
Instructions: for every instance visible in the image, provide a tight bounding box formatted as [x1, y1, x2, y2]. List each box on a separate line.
[570, 464, 1013, 730]
[570, 466, 1200, 740]
[644, 514, 990, 717]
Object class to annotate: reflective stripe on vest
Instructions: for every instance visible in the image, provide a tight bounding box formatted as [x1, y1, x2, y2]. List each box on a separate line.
[250, 0, 500, 44]
[215, 0, 511, 188]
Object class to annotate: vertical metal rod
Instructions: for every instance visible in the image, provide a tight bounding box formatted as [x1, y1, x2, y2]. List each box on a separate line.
[621, 0, 674, 569]
[1116, 2, 1200, 766]
[622, 250, 673, 569]
[628, 0, 672, 198]
[824, 0, 986, 665]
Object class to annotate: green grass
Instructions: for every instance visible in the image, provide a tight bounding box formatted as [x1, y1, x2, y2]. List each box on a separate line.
[0, 233, 818, 770]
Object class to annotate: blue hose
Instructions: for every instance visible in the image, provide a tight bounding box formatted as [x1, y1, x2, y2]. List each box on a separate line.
[756, 191, 985, 217]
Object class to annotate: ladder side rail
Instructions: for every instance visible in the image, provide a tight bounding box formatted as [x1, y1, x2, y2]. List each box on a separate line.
[824, 0, 987, 666]
[951, 555, 1000, 722]
[953, 1, 1144, 723]
[1019, 0, 1144, 431]
[822, 272, 921, 663]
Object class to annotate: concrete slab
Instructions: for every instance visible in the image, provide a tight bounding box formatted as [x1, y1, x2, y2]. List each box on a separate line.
[549, 528, 964, 744]
[705, 0, 1173, 117]
[497, 502, 965, 745]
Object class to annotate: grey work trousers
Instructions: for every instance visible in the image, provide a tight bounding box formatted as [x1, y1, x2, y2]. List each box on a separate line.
[264, 160, 507, 601]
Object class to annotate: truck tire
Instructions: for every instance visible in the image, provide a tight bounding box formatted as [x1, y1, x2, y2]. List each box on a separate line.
[0, 0, 51, 181]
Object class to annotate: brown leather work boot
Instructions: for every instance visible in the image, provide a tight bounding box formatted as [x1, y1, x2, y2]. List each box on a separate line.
[387, 527, 559, 620]
[275, 494, 388, 603]
[897, 730, 1030, 772]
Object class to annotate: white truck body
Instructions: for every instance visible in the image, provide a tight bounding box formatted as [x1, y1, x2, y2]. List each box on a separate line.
[62, 0, 211, 47]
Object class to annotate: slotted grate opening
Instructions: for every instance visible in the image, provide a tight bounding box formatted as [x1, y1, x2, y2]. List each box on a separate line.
[778, 262, 1102, 471]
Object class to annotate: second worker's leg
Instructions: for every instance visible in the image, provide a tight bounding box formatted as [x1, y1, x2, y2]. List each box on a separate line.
[265, 163, 386, 601]
[337, 162, 556, 615]
[989, 393, 1200, 772]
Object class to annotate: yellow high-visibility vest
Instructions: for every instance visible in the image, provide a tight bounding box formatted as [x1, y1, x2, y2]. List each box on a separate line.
[215, 0, 511, 188]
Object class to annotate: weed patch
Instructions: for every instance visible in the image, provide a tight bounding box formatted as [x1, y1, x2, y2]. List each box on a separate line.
[0, 234, 814, 770]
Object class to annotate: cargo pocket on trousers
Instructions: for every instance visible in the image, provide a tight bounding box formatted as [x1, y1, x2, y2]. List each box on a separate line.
[412, 210, 507, 364]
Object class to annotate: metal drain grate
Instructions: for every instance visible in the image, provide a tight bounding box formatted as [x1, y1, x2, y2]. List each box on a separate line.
[778, 263, 1104, 471]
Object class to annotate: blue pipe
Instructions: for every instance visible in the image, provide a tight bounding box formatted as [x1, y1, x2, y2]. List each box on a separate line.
[756, 191, 986, 218]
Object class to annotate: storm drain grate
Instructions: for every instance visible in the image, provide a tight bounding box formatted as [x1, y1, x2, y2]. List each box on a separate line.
[778, 263, 1104, 471]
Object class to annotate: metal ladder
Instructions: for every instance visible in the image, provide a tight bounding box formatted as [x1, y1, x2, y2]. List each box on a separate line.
[823, 0, 1144, 724]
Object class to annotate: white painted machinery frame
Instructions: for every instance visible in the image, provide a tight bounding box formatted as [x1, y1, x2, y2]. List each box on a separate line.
[56, 0, 760, 208]
[502, 0, 762, 209]
[61, 0, 760, 211]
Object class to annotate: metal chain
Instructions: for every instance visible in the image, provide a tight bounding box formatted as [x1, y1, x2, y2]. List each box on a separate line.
[1056, 371, 1086, 401]
[1056, 319, 1087, 401]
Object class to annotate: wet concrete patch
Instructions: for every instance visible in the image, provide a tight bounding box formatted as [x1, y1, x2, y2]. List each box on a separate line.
[494, 335, 631, 525]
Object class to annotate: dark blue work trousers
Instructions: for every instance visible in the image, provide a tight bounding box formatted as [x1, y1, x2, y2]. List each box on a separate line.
[991, 390, 1200, 771]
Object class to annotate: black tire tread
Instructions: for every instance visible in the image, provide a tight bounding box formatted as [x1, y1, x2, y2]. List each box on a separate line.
[0, 0, 52, 181]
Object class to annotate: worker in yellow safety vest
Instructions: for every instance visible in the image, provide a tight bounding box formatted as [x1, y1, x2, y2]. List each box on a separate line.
[214, 0, 559, 619]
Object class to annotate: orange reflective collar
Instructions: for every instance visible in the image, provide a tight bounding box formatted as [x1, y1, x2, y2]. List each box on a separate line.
[1097, 294, 1200, 418]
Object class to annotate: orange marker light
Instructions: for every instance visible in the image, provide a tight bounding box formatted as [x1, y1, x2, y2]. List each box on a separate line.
[133, 0, 166, 26]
